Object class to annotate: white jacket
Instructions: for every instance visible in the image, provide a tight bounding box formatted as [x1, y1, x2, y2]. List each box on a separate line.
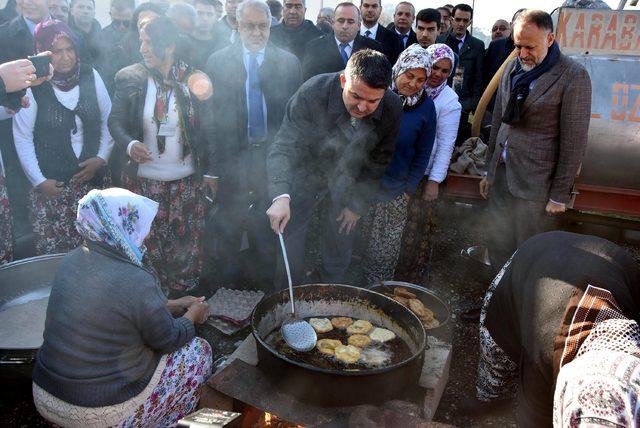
[424, 85, 461, 183]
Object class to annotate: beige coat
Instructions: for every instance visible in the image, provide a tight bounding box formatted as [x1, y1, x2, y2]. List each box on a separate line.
[486, 53, 592, 204]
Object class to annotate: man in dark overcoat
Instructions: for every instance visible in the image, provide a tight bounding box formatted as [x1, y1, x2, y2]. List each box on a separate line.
[205, 0, 302, 288]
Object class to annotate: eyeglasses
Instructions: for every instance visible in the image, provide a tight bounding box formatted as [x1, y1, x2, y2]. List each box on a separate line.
[112, 19, 131, 29]
[238, 22, 270, 32]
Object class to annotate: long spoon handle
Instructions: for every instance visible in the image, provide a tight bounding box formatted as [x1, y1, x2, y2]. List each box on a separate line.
[278, 231, 295, 316]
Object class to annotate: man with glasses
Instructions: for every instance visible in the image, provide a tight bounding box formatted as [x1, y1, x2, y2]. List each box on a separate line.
[205, 0, 301, 289]
[436, 3, 484, 144]
[95, 0, 134, 94]
[269, 0, 322, 61]
[190, 0, 228, 70]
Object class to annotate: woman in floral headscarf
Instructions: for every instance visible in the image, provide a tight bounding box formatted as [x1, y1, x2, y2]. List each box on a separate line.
[32, 187, 212, 427]
[108, 16, 215, 297]
[395, 43, 461, 284]
[363, 44, 437, 285]
[13, 19, 113, 255]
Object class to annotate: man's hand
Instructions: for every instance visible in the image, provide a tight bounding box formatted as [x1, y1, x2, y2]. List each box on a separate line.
[201, 176, 218, 200]
[129, 142, 152, 164]
[545, 200, 566, 215]
[479, 177, 489, 199]
[266, 197, 291, 234]
[166, 296, 206, 316]
[72, 157, 105, 182]
[36, 179, 64, 198]
[423, 180, 439, 201]
[337, 207, 361, 235]
[184, 300, 210, 325]
[0, 59, 36, 92]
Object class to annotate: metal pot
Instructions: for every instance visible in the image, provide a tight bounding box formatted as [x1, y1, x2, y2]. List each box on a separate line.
[251, 284, 427, 406]
[0, 254, 64, 379]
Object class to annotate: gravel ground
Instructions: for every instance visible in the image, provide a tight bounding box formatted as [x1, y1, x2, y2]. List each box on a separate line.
[2, 198, 638, 427]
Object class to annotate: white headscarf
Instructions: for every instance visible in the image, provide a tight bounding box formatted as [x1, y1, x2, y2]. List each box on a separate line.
[391, 43, 432, 107]
[424, 43, 456, 100]
[75, 188, 159, 266]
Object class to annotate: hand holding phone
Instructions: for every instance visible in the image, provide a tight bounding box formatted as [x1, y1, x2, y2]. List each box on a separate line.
[27, 54, 51, 79]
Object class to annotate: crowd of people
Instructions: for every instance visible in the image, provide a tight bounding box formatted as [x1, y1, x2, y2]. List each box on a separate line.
[1, 0, 636, 426]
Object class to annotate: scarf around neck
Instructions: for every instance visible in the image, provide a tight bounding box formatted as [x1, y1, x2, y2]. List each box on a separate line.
[34, 19, 81, 92]
[424, 43, 456, 101]
[76, 188, 159, 266]
[146, 59, 196, 157]
[502, 41, 561, 125]
[390, 43, 432, 108]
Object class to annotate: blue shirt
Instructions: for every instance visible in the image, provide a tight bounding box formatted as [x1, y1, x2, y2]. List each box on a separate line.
[380, 96, 437, 201]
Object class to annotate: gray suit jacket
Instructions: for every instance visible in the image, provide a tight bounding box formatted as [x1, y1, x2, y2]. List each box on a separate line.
[486, 53, 592, 204]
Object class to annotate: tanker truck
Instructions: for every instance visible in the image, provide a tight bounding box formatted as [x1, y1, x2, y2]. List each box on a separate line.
[445, 5, 640, 226]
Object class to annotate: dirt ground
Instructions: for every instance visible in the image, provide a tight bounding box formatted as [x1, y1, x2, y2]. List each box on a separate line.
[2, 198, 638, 427]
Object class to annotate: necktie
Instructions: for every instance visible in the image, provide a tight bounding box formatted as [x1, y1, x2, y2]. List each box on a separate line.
[364, 30, 371, 38]
[248, 53, 266, 141]
[402, 35, 408, 47]
[339, 43, 349, 65]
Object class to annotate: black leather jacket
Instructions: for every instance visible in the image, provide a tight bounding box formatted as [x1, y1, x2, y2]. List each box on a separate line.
[107, 62, 215, 179]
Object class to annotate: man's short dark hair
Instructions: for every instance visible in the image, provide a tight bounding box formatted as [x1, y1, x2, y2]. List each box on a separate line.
[266, 0, 282, 17]
[71, 0, 94, 7]
[444, 4, 454, 8]
[345, 49, 392, 89]
[516, 9, 553, 33]
[360, 0, 381, 5]
[452, 3, 473, 19]
[437, 6, 450, 17]
[416, 8, 441, 30]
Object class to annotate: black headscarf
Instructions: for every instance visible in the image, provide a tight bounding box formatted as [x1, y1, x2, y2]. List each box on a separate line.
[502, 41, 561, 125]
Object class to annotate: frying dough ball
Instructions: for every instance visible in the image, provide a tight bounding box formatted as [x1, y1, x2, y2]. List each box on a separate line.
[347, 320, 373, 335]
[394, 287, 417, 299]
[423, 318, 440, 329]
[317, 339, 343, 355]
[348, 334, 372, 348]
[331, 317, 354, 329]
[369, 327, 396, 343]
[309, 318, 333, 333]
[408, 298, 426, 317]
[334, 344, 361, 364]
[393, 295, 409, 306]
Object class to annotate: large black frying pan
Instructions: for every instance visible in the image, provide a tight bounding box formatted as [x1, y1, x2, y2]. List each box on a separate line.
[251, 283, 427, 406]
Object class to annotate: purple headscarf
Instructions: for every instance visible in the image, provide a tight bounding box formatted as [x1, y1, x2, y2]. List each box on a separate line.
[34, 19, 81, 92]
[424, 43, 456, 100]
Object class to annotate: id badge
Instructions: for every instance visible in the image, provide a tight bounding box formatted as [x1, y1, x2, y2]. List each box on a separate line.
[158, 123, 176, 137]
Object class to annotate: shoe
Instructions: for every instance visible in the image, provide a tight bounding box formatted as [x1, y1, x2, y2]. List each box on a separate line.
[460, 307, 481, 323]
[457, 394, 511, 416]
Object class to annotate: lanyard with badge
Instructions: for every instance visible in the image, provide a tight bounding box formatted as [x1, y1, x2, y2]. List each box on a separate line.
[153, 79, 176, 154]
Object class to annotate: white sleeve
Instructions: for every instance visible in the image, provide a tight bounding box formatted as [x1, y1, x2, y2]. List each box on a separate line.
[94, 69, 114, 163]
[428, 99, 462, 183]
[12, 89, 46, 187]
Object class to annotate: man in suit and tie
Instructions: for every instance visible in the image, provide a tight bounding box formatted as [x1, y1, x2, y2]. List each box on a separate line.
[479, 9, 591, 271]
[359, 0, 402, 64]
[205, 0, 302, 289]
[302, 2, 382, 81]
[0, 0, 50, 256]
[269, 0, 322, 61]
[436, 3, 485, 144]
[266, 49, 402, 287]
[386, 2, 417, 50]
